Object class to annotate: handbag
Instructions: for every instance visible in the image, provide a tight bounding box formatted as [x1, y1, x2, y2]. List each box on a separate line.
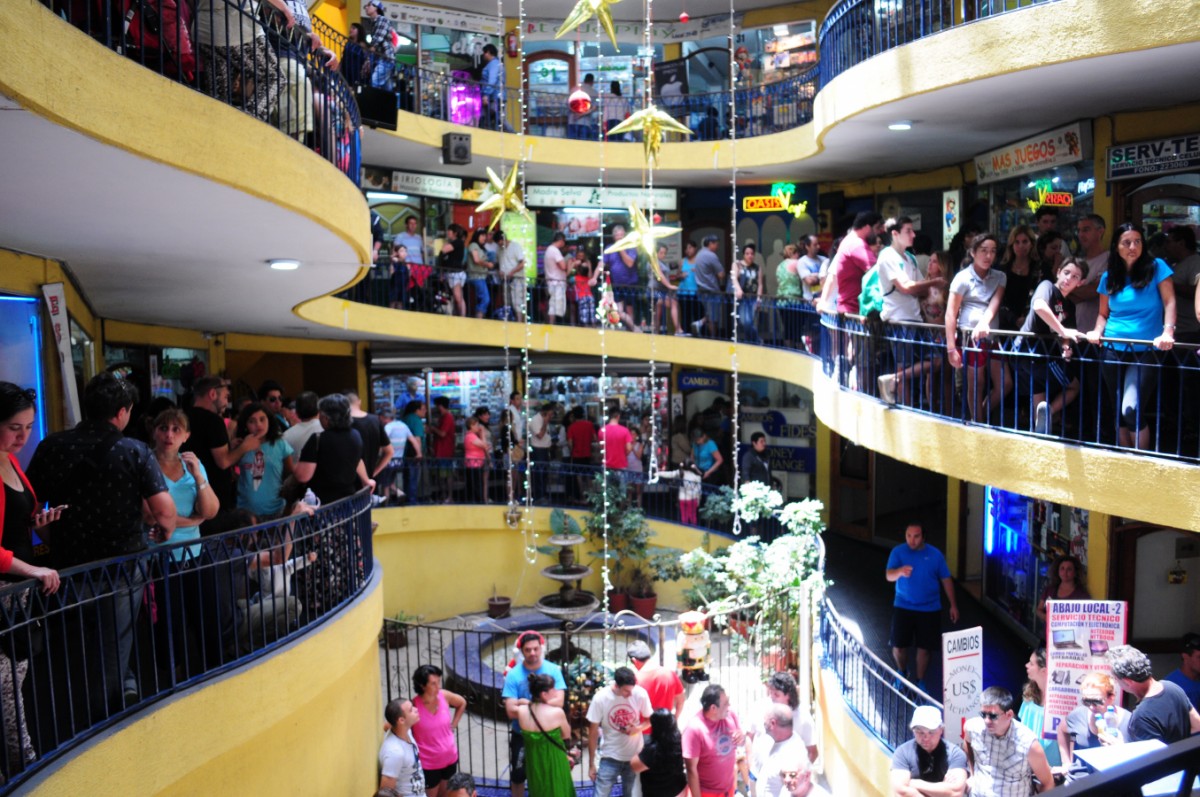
[510, 442, 526, 463]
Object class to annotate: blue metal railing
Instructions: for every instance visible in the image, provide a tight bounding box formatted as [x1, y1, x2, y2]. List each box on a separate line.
[44, 0, 360, 183]
[818, 593, 941, 751]
[0, 488, 373, 791]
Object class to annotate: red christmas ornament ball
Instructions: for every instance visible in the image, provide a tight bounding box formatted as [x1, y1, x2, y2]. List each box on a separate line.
[568, 89, 593, 115]
[679, 11, 689, 23]
[653, 213, 662, 224]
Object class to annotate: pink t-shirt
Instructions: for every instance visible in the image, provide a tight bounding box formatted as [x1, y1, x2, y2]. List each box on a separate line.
[835, 235, 876, 314]
[597, 423, 633, 470]
[411, 691, 458, 769]
[682, 709, 741, 794]
[465, 431, 487, 467]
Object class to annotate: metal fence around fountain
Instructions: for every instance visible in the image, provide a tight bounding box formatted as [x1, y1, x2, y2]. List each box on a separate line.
[380, 596, 815, 797]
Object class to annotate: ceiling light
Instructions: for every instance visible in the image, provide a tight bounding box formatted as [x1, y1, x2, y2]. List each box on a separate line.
[887, 121, 913, 131]
[366, 191, 410, 202]
[269, 259, 300, 271]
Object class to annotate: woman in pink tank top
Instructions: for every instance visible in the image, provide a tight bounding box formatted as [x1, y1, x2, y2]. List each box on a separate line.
[411, 664, 467, 797]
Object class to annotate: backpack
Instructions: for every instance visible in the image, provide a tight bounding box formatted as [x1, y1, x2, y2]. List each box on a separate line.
[859, 265, 885, 317]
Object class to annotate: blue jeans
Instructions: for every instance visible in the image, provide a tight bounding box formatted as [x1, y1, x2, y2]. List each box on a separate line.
[593, 757, 636, 797]
[468, 278, 490, 316]
[370, 60, 392, 89]
[739, 297, 760, 344]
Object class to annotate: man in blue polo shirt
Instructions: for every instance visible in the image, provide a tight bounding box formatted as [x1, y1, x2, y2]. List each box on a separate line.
[502, 630, 567, 797]
[885, 523, 959, 690]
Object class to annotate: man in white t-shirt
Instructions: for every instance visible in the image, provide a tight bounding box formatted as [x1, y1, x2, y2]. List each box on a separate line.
[750, 705, 805, 797]
[544, 232, 569, 325]
[587, 666, 653, 797]
[496, 230, 528, 322]
[527, 402, 554, 501]
[379, 698, 426, 796]
[877, 218, 947, 405]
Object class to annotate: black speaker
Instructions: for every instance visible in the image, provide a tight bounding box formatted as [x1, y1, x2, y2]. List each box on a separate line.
[443, 133, 472, 165]
[356, 86, 397, 131]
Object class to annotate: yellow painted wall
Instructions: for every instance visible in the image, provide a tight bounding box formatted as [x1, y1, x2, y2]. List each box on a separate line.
[816, 667, 890, 797]
[373, 505, 730, 620]
[1086, 511, 1111, 599]
[27, 571, 383, 796]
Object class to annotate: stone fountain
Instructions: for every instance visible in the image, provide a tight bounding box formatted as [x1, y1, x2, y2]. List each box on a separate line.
[534, 532, 600, 620]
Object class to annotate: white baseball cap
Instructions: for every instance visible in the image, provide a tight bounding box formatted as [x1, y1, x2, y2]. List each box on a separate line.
[910, 706, 943, 730]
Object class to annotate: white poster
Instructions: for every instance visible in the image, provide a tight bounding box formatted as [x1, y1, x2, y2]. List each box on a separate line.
[526, 185, 678, 211]
[41, 283, 80, 428]
[1045, 600, 1128, 749]
[941, 189, 960, 251]
[941, 626, 983, 746]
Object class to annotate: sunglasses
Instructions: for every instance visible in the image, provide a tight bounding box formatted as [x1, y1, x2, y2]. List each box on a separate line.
[979, 711, 1004, 720]
[1081, 698, 1105, 707]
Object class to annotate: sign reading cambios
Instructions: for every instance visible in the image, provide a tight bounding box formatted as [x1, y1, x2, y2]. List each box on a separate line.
[677, 370, 727, 393]
[942, 626, 983, 746]
[1107, 134, 1200, 181]
[526, 185, 678, 211]
[974, 123, 1086, 185]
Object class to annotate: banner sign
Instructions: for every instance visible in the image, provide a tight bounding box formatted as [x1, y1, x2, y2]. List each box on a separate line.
[677, 370, 727, 393]
[526, 185, 678, 211]
[1044, 600, 1128, 749]
[381, 2, 503, 35]
[942, 626, 983, 746]
[41, 283, 81, 428]
[392, 171, 463, 200]
[521, 13, 743, 45]
[1107, 133, 1200, 181]
[974, 123, 1085, 185]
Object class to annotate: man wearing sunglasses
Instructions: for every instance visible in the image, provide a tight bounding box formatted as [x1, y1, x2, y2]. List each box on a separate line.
[962, 687, 1054, 795]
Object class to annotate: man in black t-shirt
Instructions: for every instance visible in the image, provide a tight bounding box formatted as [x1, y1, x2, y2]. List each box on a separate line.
[345, 389, 393, 491]
[183, 376, 261, 517]
[1016, 259, 1087, 436]
[1109, 644, 1200, 744]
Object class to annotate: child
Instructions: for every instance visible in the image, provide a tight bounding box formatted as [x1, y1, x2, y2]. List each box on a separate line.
[658, 461, 703, 525]
[573, 253, 599, 327]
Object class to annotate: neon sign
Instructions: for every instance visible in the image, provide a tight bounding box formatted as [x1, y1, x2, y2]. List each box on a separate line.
[1025, 178, 1073, 213]
[742, 183, 809, 217]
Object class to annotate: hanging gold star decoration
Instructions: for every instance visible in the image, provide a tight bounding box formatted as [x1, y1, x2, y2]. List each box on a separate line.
[603, 201, 679, 284]
[556, 0, 623, 50]
[606, 104, 693, 166]
[475, 164, 532, 232]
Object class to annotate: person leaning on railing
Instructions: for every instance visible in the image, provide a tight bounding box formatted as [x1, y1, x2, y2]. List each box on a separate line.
[195, 0, 289, 121]
[1015, 259, 1087, 436]
[945, 233, 1011, 423]
[362, 0, 396, 90]
[1085, 223, 1176, 451]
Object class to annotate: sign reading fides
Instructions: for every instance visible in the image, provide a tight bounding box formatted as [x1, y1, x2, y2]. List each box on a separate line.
[942, 626, 983, 746]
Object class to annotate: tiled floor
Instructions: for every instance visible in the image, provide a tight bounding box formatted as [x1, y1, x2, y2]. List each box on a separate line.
[823, 532, 1034, 703]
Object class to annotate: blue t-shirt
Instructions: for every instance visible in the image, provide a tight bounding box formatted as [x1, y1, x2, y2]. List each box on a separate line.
[1164, 669, 1200, 712]
[1097, 259, 1172, 351]
[605, 251, 639, 287]
[159, 461, 208, 563]
[403, 413, 426, 439]
[501, 660, 566, 729]
[693, 439, 718, 472]
[237, 438, 295, 518]
[886, 543, 950, 612]
[678, 257, 698, 295]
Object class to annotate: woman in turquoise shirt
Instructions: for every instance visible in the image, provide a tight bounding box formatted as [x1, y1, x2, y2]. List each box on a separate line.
[691, 428, 723, 485]
[235, 402, 295, 520]
[678, 240, 700, 335]
[1085, 223, 1176, 451]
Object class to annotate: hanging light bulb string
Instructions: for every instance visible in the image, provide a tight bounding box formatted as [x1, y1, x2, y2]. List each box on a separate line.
[728, 0, 742, 536]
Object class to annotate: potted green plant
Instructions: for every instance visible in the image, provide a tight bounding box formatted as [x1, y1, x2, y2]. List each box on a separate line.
[381, 610, 422, 649]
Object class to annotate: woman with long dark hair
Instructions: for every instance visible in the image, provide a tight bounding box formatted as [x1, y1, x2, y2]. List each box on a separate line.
[632, 708, 687, 797]
[0, 382, 61, 773]
[515, 673, 577, 797]
[235, 401, 294, 519]
[1019, 646, 1062, 767]
[1085, 223, 1176, 450]
[1036, 554, 1089, 625]
[438, 223, 468, 317]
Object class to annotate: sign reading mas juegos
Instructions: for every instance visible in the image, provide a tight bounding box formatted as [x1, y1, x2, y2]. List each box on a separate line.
[974, 123, 1087, 185]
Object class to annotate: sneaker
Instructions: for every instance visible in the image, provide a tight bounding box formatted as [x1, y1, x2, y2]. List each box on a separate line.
[691, 319, 705, 335]
[877, 374, 897, 405]
[674, 330, 690, 336]
[1034, 401, 1049, 435]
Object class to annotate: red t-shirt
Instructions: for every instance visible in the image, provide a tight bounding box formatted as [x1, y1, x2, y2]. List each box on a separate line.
[637, 662, 684, 719]
[433, 410, 456, 458]
[566, 419, 595, 459]
[681, 709, 741, 794]
[835, 235, 876, 314]
[597, 423, 632, 470]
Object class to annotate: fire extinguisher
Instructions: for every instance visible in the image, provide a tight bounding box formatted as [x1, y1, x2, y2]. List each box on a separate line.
[506, 28, 519, 58]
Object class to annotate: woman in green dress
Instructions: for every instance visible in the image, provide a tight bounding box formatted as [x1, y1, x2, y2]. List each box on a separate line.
[516, 674, 578, 797]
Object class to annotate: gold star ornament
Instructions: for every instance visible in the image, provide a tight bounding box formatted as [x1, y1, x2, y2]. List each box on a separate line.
[556, 0, 623, 51]
[475, 164, 532, 232]
[602, 202, 678, 284]
[606, 104, 693, 166]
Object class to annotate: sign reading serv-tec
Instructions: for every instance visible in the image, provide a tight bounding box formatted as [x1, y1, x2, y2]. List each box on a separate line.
[1107, 134, 1200, 181]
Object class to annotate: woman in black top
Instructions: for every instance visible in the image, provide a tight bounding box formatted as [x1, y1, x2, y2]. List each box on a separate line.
[438, 223, 468, 317]
[998, 225, 1040, 329]
[633, 709, 688, 797]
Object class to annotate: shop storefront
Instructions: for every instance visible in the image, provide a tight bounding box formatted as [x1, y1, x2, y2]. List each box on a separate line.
[736, 377, 815, 500]
[103, 343, 208, 418]
[0, 293, 48, 467]
[974, 122, 1094, 242]
[1106, 132, 1200, 236]
[734, 182, 819, 293]
[979, 485, 1091, 643]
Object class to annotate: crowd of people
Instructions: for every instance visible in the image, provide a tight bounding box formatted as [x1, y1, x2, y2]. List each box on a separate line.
[378, 632, 827, 797]
[0, 373, 380, 780]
